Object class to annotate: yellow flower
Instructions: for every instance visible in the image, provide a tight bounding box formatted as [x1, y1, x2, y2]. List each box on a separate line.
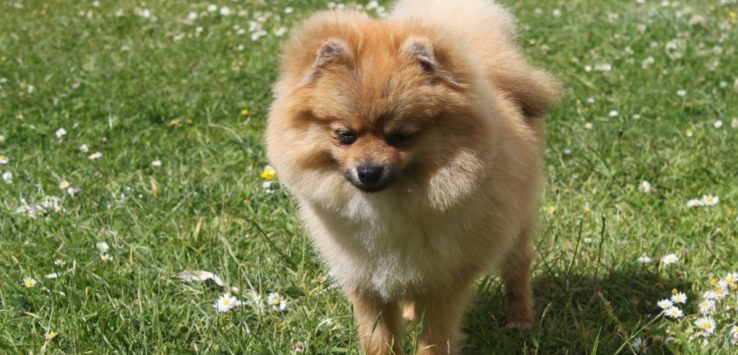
[260, 165, 276, 180]
[59, 180, 69, 189]
[543, 205, 556, 216]
[729, 11, 736, 19]
[168, 119, 180, 127]
[709, 278, 718, 287]
[45, 330, 58, 341]
[240, 107, 250, 116]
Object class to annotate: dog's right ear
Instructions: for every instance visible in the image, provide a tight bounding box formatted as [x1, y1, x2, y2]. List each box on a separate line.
[301, 39, 353, 84]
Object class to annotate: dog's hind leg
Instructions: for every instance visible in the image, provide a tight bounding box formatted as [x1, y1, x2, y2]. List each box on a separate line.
[501, 225, 535, 328]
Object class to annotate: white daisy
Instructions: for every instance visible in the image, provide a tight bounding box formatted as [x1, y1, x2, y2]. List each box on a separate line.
[267, 292, 287, 311]
[687, 198, 703, 207]
[609, 110, 619, 117]
[2, 171, 12, 184]
[23, 277, 37, 288]
[219, 6, 230, 16]
[698, 299, 715, 314]
[137, 8, 151, 18]
[45, 272, 60, 279]
[187, 11, 197, 21]
[273, 26, 287, 37]
[96, 241, 109, 253]
[88, 152, 103, 160]
[641, 56, 655, 68]
[723, 272, 737, 286]
[59, 180, 70, 190]
[100, 253, 113, 262]
[638, 180, 653, 193]
[657, 299, 674, 309]
[151, 160, 162, 167]
[637, 256, 652, 264]
[0, 154, 8, 164]
[79, 144, 89, 153]
[694, 317, 716, 335]
[701, 194, 719, 206]
[676, 90, 686, 97]
[214, 293, 241, 312]
[55, 128, 67, 139]
[661, 253, 679, 265]
[631, 337, 647, 353]
[712, 286, 728, 300]
[284, 7, 294, 14]
[664, 306, 683, 319]
[595, 63, 612, 72]
[713, 120, 723, 129]
[263, 181, 274, 193]
[671, 292, 687, 304]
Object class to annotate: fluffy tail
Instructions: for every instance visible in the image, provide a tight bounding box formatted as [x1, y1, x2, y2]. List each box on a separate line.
[391, 0, 561, 118]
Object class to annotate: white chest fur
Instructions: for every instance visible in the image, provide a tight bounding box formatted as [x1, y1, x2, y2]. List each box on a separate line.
[301, 191, 506, 301]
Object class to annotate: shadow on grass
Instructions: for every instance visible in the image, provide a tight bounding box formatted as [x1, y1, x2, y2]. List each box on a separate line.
[463, 267, 691, 354]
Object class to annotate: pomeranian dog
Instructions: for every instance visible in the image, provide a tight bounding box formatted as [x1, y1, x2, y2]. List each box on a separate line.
[266, 0, 560, 353]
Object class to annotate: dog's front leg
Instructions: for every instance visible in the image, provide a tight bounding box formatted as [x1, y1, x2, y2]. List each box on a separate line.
[348, 290, 403, 355]
[412, 276, 475, 355]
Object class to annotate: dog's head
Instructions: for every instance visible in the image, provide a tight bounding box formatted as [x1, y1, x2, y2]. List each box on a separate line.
[267, 11, 488, 200]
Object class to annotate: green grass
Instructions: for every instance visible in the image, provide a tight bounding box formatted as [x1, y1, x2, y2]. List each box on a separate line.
[1, 0, 737, 353]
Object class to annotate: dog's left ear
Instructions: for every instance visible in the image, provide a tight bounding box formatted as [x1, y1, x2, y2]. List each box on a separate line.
[402, 37, 459, 87]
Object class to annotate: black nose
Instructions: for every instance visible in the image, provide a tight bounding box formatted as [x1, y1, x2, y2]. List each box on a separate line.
[356, 164, 384, 185]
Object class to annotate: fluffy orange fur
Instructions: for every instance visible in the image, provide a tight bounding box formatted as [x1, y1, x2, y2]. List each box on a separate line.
[266, 1, 560, 354]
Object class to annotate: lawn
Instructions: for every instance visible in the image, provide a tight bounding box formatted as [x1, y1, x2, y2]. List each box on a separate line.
[1, 0, 736, 353]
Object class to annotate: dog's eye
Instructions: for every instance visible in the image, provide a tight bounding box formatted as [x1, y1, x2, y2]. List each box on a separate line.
[336, 130, 358, 145]
[386, 131, 414, 146]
